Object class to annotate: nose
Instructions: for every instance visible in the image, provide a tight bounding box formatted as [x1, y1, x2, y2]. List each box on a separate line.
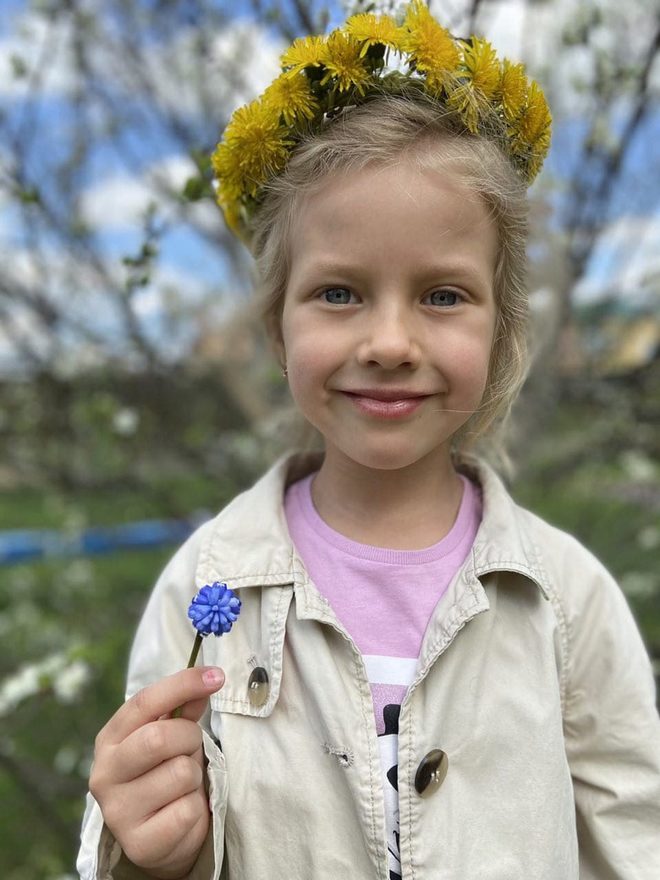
[356, 300, 422, 370]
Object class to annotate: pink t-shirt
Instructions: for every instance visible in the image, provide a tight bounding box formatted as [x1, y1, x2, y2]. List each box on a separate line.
[284, 471, 482, 878]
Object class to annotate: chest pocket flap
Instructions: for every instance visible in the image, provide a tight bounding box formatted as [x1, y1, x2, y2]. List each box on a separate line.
[202, 584, 293, 718]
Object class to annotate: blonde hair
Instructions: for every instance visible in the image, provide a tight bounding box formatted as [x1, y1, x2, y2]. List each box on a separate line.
[250, 92, 530, 470]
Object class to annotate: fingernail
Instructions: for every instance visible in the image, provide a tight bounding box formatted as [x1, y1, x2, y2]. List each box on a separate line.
[202, 667, 224, 688]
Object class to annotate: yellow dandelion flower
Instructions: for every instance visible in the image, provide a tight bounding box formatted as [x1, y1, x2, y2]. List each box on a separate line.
[280, 35, 327, 74]
[220, 99, 292, 197]
[217, 172, 246, 207]
[499, 59, 527, 122]
[213, 171, 250, 241]
[211, 142, 244, 196]
[445, 82, 481, 134]
[263, 72, 319, 126]
[344, 12, 405, 56]
[402, 0, 460, 85]
[517, 80, 552, 147]
[462, 37, 500, 100]
[507, 81, 551, 179]
[320, 30, 372, 94]
[219, 199, 244, 238]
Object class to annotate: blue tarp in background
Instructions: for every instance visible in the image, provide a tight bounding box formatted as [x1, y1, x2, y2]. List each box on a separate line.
[0, 519, 201, 565]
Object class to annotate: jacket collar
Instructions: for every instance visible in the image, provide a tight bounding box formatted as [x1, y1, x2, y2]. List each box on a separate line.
[459, 455, 550, 599]
[196, 450, 550, 600]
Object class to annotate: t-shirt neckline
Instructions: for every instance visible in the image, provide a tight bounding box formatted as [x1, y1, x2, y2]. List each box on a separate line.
[288, 471, 477, 565]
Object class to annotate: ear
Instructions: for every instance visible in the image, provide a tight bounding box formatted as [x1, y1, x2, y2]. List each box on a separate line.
[264, 311, 286, 368]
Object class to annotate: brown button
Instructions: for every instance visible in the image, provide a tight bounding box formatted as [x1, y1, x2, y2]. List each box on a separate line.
[248, 666, 269, 707]
[414, 749, 448, 797]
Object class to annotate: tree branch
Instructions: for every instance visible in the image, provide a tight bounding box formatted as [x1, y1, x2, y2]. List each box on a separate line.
[566, 17, 660, 286]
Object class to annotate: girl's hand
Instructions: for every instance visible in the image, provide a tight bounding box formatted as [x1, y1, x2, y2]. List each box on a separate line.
[89, 666, 225, 880]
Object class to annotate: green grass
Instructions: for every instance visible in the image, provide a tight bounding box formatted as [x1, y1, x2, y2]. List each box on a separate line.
[0, 472, 238, 530]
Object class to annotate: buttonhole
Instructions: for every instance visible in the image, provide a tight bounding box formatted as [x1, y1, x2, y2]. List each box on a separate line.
[322, 742, 354, 768]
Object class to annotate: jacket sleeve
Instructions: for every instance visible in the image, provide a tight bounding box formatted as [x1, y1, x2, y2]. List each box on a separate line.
[559, 543, 660, 880]
[76, 521, 228, 880]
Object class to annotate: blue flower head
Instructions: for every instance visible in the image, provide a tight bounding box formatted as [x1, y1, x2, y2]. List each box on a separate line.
[188, 582, 241, 637]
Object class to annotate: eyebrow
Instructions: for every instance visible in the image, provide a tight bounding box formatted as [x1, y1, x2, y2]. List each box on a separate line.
[299, 260, 490, 284]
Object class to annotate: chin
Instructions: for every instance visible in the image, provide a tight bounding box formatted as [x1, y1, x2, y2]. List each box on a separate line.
[343, 442, 452, 473]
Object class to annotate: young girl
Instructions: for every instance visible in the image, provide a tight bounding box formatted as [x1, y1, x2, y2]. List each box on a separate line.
[78, 4, 660, 878]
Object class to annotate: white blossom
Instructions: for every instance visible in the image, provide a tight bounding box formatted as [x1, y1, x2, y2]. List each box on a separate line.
[619, 450, 657, 482]
[53, 659, 92, 703]
[112, 406, 140, 436]
[637, 526, 660, 550]
[0, 651, 91, 716]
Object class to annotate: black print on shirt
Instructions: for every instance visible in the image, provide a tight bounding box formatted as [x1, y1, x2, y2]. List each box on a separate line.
[378, 703, 402, 880]
[382, 702, 400, 736]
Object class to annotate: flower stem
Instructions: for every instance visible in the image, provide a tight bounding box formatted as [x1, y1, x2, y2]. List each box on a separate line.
[187, 632, 204, 668]
[172, 633, 204, 718]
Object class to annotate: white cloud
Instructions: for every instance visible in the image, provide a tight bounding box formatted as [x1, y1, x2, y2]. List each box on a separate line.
[79, 154, 199, 230]
[130, 262, 214, 319]
[136, 18, 283, 120]
[0, 228, 233, 375]
[0, 243, 124, 373]
[575, 213, 660, 301]
[78, 171, 159, 230]
[201, 20, 284, 107]
[78, 152, 225, 233]
[0, 7, 283, 116]
[0, 8, 79, 99]
[483, 1, 527, 59]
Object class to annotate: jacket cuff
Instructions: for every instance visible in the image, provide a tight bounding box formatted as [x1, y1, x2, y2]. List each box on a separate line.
[111, 829, 215, 880]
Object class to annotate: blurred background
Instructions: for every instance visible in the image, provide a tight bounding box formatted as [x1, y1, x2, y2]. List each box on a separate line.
[0, 0, 658, 876]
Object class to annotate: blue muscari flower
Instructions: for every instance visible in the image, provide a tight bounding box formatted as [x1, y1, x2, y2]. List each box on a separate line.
[188, 581, 241, 636]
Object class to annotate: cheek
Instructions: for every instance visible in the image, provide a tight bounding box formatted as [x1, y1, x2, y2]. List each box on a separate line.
[442, 320, 495, 397]
[282, 312, 339, 374]
[281, 327, 322, 398]
[457, 324, 493, 358]
[286, 344, 335, 409]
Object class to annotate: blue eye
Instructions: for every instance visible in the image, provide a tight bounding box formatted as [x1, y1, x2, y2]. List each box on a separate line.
[428, 290, 461, 307]
[322, 288, 353, 305]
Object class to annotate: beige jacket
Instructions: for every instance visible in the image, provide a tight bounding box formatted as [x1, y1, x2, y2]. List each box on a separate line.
[78, 451, 660, 880]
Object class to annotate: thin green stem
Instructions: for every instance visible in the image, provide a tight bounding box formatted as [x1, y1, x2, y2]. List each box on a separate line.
[172, 633, 204, 718]
[187, 632, 204, 668]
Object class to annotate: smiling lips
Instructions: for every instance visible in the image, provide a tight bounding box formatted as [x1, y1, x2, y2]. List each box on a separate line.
[341, 388, 431, 419]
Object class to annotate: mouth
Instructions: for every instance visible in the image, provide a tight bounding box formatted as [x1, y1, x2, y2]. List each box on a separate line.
[342, 389, 430, 402]
[340, 390, 430, 419]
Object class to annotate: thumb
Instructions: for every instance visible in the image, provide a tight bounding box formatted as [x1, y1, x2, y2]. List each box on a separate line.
[171, 666, 225, 721]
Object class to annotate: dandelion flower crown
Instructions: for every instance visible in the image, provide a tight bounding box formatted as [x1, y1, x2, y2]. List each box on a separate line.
[211, 0, 552, 244]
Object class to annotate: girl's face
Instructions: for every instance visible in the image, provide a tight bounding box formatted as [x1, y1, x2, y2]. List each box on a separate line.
[277, 159, 498, 475]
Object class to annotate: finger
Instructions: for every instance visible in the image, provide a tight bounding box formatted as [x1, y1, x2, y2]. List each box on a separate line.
[99, 667, 224, 747]
[121, 751, 204, 820]
[112, 718, 203, 783]
[123, 788, 209, 872]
